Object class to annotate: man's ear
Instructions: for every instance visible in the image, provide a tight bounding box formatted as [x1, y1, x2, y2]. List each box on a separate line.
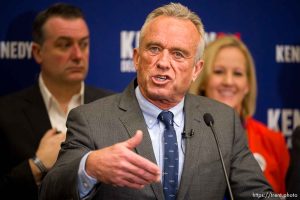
[32, 42, 42, 64]
[192, 59, 204, 82]
[133, 48, 140, 71]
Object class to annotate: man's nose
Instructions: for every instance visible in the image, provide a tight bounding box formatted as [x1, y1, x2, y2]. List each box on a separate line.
[157, 49, 171, 69]
[70, 44, 83, 60]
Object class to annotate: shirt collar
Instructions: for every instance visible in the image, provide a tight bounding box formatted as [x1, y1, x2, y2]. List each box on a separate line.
[135, 86, 184, 129]
[38, 73, 84, 111]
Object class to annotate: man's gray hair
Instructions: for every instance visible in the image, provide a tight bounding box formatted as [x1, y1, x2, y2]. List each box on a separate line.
[139, 2, 205, 61]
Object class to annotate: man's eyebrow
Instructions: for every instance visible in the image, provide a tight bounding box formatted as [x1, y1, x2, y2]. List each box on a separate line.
[171, 47, 188, 53]
[145, 41, 163, 48]
[144, 42, 191, 57]
[55, 35, 90, 42]
[79, 36, 90, 41]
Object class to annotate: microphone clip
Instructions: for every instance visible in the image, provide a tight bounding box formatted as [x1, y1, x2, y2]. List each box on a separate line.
[182, 129, 195, 138]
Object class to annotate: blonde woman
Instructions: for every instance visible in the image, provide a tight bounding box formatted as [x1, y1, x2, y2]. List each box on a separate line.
[190, 35, 289, 194]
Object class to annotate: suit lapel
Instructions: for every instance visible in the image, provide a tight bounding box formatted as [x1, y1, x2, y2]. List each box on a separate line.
[84, 86, 95, 103]
[83, 85, 114, 104]
[118, 81, 164, 200]
[22, 85, 52, 143]
[176, 94, 208, 200]
[84, 86, 102, 103]
[23, 85, 106, 144]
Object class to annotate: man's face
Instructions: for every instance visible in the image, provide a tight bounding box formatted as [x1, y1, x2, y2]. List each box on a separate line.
[134, 16, 204, 109]
[32, 17, 89, 85]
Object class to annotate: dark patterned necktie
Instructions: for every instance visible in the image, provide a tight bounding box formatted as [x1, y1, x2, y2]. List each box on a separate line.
[158, 111, 179, 200]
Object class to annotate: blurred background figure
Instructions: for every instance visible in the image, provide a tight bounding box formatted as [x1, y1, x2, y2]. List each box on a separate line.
[190, 35, 290, 194]
[0, 3, 112, 200]
[286, 125, 300, 197]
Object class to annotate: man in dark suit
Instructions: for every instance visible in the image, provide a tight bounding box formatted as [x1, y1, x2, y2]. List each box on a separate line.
[40, 3, 278, 200]
[0, 3, 112, 200]
[286, 126, 300, 198]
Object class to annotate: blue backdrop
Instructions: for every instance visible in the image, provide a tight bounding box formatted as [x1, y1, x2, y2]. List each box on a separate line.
[0, 0, 299, 147]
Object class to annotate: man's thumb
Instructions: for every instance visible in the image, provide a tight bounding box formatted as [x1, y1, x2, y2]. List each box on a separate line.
[126, 130, 143, 149]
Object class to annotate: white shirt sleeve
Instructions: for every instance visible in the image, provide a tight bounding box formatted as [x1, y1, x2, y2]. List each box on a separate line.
[78, 152, 98, 198]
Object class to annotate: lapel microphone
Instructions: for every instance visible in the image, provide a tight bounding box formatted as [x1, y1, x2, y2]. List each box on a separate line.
[203, 113, 234, 200]
[182, 129, 195, 138]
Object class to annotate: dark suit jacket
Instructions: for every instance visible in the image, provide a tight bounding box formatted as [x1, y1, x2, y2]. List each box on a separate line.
[0, 83, 112, 200]
[40, 80, 277, 200]
[286, 126, 300, 198]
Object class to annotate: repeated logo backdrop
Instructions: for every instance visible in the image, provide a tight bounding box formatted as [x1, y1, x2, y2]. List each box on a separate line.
[0, 0, 299, 147]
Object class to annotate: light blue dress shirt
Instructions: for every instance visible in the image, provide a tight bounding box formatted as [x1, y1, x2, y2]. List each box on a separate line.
[78, 86, 185, 198]
[135, 86, 185, 184]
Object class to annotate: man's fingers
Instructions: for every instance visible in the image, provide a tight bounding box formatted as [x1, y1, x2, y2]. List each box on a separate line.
[123, 159, 160, 183]
[42, 128, 58, 139]
[90, 131, 160, 188]
[127, 151, 160, 175]
[125, 130, 143, 150]
[46, 128, 57, 135]
[121, 130, 161, 181]
[122, 170, 149, 186]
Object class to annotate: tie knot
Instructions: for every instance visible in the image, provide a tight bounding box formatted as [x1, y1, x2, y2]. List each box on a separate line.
[158, 111, 174, 128]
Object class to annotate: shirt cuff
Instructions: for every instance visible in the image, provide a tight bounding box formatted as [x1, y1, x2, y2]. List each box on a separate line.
[78, 152, 98, 198]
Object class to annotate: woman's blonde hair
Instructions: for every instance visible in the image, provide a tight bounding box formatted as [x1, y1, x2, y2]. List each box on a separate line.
[189, 36, 257, 120]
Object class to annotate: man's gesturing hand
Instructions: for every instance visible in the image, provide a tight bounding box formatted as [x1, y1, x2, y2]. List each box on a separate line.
[86, 130, 161, 189]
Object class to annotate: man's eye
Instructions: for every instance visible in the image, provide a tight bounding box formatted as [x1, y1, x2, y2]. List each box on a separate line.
[57, 42, 71, 49]
[149, 46, 160, 54]
[79, 41, 89, 50]
[173, 51, 184, 59]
